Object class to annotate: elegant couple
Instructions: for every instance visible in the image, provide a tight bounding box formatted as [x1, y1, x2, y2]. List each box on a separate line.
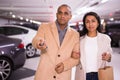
[32, 4, 112, 80]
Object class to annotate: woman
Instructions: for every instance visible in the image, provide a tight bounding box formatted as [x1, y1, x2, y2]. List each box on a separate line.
[75, 12, 112, 80]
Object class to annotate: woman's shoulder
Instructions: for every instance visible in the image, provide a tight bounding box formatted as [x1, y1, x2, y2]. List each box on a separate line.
[98, 33, 111, 40]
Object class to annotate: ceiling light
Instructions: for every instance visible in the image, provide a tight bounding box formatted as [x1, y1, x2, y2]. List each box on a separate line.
[18, 16, 23, 20]
[26, 18, 29, 22]
[12, 15, 16, 18]
[109, 18, 114, 21]
[30, 20, 33, 23]
[101, 0, 109, 3]
[32, 20, 41, 24]
[20, 17, 23, 20]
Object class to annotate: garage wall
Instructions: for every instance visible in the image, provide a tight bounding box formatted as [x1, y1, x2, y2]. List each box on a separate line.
[0, 18, 19, 25]
[0, 18, 8, 25]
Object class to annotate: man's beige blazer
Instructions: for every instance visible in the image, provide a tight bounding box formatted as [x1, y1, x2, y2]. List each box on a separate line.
[32, 22, 80, 80]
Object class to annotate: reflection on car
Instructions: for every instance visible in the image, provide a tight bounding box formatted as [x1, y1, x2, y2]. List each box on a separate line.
[0, 25, 38, 58]
[0, 34, 26, 80]
[105, 22, 120, 47]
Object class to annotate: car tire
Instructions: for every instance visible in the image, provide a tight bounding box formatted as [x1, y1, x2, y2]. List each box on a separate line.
[26, 44, 37, 58]
[0, 57, 12, 80]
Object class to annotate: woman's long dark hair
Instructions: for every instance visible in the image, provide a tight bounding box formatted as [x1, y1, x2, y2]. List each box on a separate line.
[81, 12, 101, 36]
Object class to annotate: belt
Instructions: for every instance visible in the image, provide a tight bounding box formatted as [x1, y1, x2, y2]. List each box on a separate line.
[87, 72, 98, 75]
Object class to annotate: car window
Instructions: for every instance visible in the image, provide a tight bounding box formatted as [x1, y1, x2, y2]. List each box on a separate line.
[0, 27, 28, 36]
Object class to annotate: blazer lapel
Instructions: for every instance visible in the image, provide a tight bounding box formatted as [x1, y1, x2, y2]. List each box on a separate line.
[51, 23, 60, 47]
[80, 35, 86, 72]
[97, 33, 103, 55]
[60, 27, 71, 49]
[96, 32, 104, 68]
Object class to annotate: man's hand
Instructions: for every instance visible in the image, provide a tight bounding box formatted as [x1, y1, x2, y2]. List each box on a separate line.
[37, 38, 47, 50]
[55, 62, 64, 74]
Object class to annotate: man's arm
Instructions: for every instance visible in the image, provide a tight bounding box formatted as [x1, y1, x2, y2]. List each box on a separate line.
[32, 24, 48, 52]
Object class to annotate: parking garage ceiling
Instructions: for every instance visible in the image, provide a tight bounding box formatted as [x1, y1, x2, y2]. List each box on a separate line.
[0, 0, 120, 23]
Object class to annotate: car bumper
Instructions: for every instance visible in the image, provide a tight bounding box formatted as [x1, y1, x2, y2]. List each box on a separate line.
[12, 48, 26, 70]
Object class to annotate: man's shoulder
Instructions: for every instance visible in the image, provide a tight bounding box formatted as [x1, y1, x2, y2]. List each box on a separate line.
[40, 22, 55, 28]
[69, 27, 79, 33]
[68, 26, 75, 31]
[41, 22, 53, 26]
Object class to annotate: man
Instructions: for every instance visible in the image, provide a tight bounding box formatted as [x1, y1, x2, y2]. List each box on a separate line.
[32, 4, 80, 80]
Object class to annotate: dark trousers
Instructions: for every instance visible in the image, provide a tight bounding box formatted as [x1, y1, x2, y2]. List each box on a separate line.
[86, 72, 98, 80]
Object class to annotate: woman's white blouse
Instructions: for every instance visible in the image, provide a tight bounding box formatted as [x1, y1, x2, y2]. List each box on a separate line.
[85, 36, 98, 73]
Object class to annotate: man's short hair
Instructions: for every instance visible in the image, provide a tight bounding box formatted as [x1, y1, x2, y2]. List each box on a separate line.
[57, 4, 72, 14]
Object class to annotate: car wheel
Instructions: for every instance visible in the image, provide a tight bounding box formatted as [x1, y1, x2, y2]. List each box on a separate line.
[0, 57, 12, 80]
[26, 44, 37, 58]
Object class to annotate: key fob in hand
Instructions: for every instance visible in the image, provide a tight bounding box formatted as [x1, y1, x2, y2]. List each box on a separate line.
[39, 43, 44, 46]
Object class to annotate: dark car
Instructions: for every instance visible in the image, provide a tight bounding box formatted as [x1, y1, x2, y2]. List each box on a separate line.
[105, 23, 120, 47]
[0, 34, 26, 80]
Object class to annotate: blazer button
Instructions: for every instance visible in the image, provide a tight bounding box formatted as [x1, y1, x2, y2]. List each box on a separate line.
[53, 76, 56, 78]
[58, 54, 60, 57]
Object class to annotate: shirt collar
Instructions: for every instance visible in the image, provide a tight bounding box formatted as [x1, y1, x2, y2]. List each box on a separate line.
[55, 20, 68, 31]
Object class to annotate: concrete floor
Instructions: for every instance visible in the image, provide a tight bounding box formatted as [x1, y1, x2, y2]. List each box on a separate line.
[9, 47, 120, 80]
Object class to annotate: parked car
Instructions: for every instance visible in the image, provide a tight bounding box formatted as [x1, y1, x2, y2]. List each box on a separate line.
[0, 34, 26, 80]
[105, 22, 120, 47]
[0, 25, 38, 58]
[14, 23, 39, 31]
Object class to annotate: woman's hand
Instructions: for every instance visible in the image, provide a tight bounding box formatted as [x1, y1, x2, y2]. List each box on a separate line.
[102, 52, 111, 62]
